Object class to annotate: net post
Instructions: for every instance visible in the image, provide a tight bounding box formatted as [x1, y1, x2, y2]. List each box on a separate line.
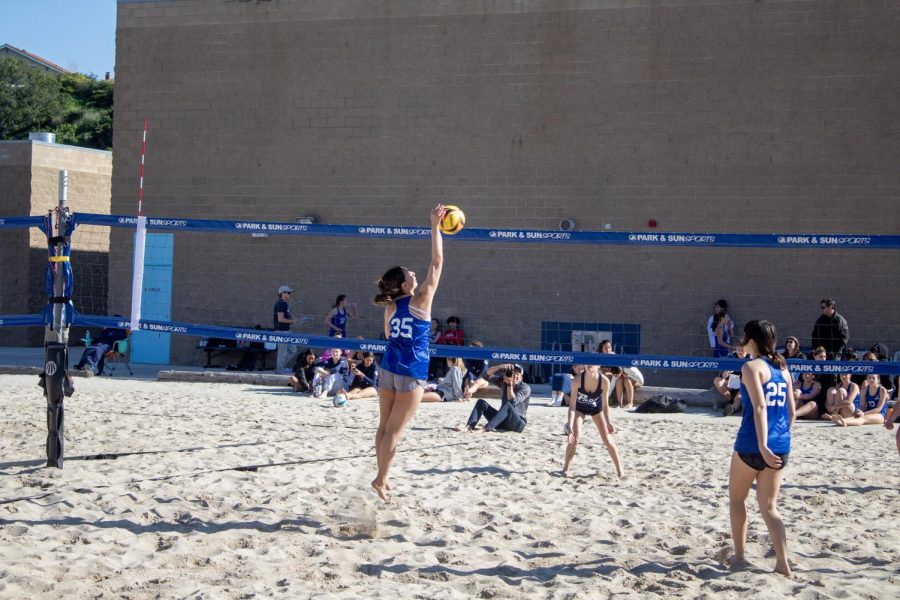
[43, 169, 72, 468]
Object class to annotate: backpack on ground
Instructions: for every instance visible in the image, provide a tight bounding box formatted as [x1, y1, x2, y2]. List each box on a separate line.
[634, 394, 687, 414]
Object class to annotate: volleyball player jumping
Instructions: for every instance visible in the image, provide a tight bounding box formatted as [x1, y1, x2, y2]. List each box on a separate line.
[371, 204, 447, 501]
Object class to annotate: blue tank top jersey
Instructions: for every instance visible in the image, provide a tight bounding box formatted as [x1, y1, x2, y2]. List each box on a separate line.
[713, 318, 732, 357]
[329, 307, 347, 337]
[863, 385, 887, 416]
[798, 381, 815, 398]
[380, 296, 431, 380]
[735, 359, 791, 455]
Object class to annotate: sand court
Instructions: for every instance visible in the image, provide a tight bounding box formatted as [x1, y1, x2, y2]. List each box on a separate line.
[0, 373, 896, 598]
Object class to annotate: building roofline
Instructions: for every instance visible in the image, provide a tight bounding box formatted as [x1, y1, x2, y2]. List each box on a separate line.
[0, 140, 111, 157]
[0, 44, 69, 74]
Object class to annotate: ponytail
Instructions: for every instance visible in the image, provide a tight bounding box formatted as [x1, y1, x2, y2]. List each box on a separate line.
[374, 267, 406, 305]
[741, 319, 786, 370]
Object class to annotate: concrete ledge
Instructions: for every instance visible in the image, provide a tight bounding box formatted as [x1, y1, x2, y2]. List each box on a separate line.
[157, 370, 291, 386]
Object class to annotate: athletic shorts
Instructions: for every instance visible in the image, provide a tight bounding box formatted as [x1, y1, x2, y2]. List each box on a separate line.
[378, 369, 426, 393]
[738, 452, 789, 471]
[575, 403, 602, 417]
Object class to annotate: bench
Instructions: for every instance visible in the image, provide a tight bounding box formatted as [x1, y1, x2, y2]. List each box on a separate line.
[197, 338, 274, 370]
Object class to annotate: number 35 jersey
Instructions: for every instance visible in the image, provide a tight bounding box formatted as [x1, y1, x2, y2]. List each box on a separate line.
[380, 295, 431, 380]
[735, 359, 791, 454]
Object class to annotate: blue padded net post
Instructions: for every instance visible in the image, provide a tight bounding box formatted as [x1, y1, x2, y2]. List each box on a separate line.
[42, 170, 75, 469]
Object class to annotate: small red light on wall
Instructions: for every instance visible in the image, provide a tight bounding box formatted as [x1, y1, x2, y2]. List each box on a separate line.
[648, 219, 657, 228]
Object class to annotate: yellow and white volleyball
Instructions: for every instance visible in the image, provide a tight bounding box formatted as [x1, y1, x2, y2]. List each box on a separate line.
[440, 205, 466, 235]
[333, 393, 348, 407]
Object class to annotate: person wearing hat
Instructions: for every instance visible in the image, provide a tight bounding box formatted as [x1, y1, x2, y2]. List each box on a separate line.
[457, 363, 530, 433]
[274, 285, 299, 373]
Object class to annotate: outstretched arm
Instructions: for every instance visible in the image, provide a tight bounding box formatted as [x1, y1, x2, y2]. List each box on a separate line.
[411, 204, 446, 313]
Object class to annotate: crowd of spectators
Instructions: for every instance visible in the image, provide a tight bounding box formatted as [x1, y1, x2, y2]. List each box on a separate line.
[709, 297, 895, 427]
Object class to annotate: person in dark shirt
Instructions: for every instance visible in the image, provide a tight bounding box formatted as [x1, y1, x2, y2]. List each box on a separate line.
[289, 349, 318, 392]
[456, 364, 530, 433]
[811, 298, 849, 359]
[347, 352, 379, 400]
[74, 327, 128, 376]
[273, 285, 299, 373]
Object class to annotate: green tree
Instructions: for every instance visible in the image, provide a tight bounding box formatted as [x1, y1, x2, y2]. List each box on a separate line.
[0, 57, 114, 150]
[55, 73, 114, 150]
[0, 56, 63, 139]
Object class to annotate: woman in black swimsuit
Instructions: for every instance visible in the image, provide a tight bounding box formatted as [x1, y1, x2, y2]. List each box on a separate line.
[562, 364, 624, 479]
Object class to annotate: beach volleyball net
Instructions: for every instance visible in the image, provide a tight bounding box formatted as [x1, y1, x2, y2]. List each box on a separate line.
[2, 210, 900, 380]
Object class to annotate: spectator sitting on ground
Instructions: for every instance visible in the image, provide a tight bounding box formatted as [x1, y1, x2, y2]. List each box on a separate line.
[608, 365, 644, 409]
[810, 345, 834, 416]
[422, 357, 468, 403]
[822, 372, 860, 421]
[714, 344, 748, 416]
[436, 316, 464, 346]
[74, 326, 128, 377]
[312, 342, 353, 399]
[455, 364, 530, 433]
[346, 352, 379, 400]
[793, 372, 822, 419]
[866, 342, 896, 397]
[289, 349, 318, 393]
[834, 374, 888, 427]
[811, 297, 849, 359]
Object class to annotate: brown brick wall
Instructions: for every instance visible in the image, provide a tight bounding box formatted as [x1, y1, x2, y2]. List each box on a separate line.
[0, 142, 112, 346]
[112, 0, 900, 382]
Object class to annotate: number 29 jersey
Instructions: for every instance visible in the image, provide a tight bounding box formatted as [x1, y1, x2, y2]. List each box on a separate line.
[380, 295, 431, 380]
[735, 359, 791, 454]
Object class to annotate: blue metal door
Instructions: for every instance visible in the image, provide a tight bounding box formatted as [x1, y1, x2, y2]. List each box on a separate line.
[130, 233, 173, 364]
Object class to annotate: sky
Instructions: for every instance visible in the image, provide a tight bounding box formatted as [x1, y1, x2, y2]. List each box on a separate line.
[0, 0, 117, 78]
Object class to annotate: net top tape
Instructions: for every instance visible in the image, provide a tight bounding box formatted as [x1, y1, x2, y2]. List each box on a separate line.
[11, 315, 887, 375]
[62, 213, 900, 249]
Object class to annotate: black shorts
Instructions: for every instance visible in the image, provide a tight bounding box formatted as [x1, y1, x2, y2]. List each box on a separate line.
[738, 452, 789, 471]
[575, 403, 602, 417]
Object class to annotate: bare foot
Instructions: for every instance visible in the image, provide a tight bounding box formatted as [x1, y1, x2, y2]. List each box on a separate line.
[561, 469, 569, 478]
[833, 415, 847, 427]
[371, 479, 388, 502]
[453, 425, 477, 432]
[616, 470, 625, 480]
[725, 555, 750, 570]
[774, 562, 792, 577]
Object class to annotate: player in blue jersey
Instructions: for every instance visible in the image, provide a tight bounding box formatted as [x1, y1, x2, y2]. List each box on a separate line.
[833, 373, 888, 427]
[324, 294, 356, 337]
[727, 319, 795, 577]
[370, 204, 447, 501]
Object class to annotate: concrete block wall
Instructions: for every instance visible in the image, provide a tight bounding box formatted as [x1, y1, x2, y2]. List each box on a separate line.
[113, 0, 900, 383]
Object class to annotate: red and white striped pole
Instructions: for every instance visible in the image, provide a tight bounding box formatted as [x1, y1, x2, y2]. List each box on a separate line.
[130, 120, 148, 331]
